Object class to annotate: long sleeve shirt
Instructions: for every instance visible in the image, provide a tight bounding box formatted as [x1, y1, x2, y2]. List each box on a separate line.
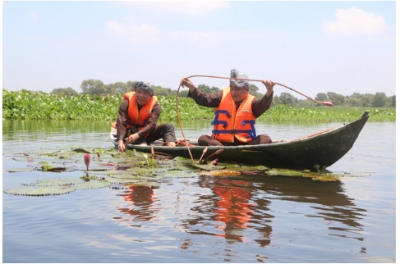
[187, 88, 274, 118]
[116, 99, 162, 141]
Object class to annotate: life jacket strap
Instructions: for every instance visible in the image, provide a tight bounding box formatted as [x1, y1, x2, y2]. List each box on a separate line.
[212, 110, 231, 128]
[241, 120, 257, 139]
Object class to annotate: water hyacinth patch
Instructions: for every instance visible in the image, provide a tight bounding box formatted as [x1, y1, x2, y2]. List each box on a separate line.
[2, 89, 395, 122]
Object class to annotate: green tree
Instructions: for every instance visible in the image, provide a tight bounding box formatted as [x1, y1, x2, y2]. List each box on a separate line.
[154, 86, 172, 96]
[279, 92, 297, 105]
[249, 84, 259, 94]
[198, 84, 211, 94]
[80, 79, 106, 95]
[345, 93, 363, 107]
[372, 92, 387, 107]
[315, 93, 328, 102]
[390, 95, 396, 107]
[326, 92, 345, 106]
[210, 86, 220, 94]
[249, 84, 264, 99]
[361, 94, 373, 107]
[51, 87, 78, 96]
[272, 95, 281, 106]
[112, 82, 129, 94]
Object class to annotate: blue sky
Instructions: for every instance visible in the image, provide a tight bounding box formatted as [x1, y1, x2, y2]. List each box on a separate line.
[2, 1, 397, 98]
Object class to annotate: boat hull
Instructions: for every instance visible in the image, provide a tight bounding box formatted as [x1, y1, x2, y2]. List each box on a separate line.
[112, 111, 369, 170]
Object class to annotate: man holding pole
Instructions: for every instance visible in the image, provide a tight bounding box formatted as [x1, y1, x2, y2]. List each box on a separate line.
[180, 69, 276, 146]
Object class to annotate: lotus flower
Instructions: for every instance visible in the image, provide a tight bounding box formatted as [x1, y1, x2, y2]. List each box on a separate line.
[84, 154, 90, 171]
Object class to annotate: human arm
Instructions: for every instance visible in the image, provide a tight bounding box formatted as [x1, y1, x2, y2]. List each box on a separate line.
[251, 84, 275, 118]
[117, 100, 129, 152]
[180, 77, 222, 107]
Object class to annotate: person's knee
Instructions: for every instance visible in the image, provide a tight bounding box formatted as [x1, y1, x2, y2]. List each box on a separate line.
[198, 135, 208, 146]
[165, 123, 175, 132]
[260, 135, 272, 144]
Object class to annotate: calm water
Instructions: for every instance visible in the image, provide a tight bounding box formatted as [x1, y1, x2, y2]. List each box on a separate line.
[2, 119, 396, 263]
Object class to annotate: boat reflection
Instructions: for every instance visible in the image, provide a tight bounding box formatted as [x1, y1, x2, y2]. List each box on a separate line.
[112, 174, 366, 248]
[182, 175, 366, 246]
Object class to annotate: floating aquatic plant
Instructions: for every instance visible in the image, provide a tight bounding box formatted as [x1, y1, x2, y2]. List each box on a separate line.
[7, 168, 35, 173]
[3, 146, 372, 197]
[4, 186, 76, 196]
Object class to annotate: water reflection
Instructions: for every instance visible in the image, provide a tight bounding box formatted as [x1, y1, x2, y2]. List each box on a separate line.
[179, 175, 365, 247]
[114, 186, 159, 223]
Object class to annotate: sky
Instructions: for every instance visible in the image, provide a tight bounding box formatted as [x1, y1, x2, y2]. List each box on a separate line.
[2, 1, 397, 99]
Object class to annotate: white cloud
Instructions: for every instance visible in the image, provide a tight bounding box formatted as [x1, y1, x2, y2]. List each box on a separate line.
[322, 8, 388, 36]
[119, 1, 229, 14]
[106, 20, 161, 45]
[29, 12, 40, 22]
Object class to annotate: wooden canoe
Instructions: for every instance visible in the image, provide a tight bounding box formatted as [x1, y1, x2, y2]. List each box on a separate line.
[111, 111, 369, 170]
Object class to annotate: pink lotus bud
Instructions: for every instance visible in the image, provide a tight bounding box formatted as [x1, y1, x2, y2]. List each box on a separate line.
[84, 154, 90, 171]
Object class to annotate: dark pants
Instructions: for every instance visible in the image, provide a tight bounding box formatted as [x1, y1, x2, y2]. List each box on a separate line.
[198, 134, 272, 146]
[146, 123, 177, 144]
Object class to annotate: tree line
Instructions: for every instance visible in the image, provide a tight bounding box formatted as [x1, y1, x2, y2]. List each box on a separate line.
[51, 79, 396, 108]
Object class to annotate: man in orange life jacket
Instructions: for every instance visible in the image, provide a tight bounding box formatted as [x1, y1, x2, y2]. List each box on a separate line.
[117, 81, 176, 152]
[180, 69, 275, 146]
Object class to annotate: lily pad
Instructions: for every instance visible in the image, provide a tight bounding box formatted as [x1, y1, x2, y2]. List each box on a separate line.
[188, 164, 227, 171]
[107, 172, 162, 180]
[7, 168, 36, 173]
[163, 170, 197, 178]
[73, 179, 111, 190]
[4, 186, 76, 196]
[105, 177, 159, 187]
[24, 177, 85, 187]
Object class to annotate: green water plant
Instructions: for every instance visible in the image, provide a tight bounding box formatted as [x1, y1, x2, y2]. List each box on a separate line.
[2, 89, 395, 121]
[3, 146, 372, 196]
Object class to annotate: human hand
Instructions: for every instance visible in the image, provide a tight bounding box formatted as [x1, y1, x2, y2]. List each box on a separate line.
[117, 140, 125, 152]
[262, 80, 275, 97]
[262, 80, 275, 92]
[180, 78, 196, 92]
[124, 133, 140, 145]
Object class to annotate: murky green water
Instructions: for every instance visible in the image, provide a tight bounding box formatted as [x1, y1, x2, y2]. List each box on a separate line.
[2, 119, 396, 262]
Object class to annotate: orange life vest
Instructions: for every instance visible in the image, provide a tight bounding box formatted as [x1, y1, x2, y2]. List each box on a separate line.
[124, 92, 158, 136]
[211, 87, 256, 143]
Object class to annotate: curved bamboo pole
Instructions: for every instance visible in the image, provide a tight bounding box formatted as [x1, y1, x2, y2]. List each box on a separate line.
[175, 85, 194, 163]
[185, 74, 334, 106]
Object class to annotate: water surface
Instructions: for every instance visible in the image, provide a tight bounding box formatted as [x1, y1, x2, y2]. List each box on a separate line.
[2, 119, 396, 262]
